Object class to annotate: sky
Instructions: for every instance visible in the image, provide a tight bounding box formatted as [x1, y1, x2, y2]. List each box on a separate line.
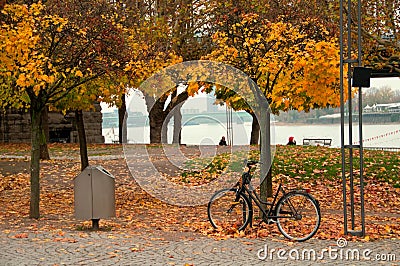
[369, 77, 400, 90]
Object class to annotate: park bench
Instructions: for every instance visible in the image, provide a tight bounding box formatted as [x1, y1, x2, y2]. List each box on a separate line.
[302, 138, 332, 147]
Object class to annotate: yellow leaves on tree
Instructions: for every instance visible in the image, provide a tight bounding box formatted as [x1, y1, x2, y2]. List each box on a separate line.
[205, 13, 345, 114]
[272, 40, 349, 111]
[0, 3, 69, 101]
[118, 17, 183, 98]
[1, 1, 128, 109]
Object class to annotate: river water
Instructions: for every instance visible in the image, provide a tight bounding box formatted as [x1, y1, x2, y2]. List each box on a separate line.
[103, 122, 400, 148]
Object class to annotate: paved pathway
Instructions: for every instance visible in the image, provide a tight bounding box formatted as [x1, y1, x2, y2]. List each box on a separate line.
[1, 153, 399, 265]
[0, 230, 399, 265]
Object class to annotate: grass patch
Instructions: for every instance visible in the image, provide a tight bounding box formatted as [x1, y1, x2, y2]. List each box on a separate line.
[177, 145, 399, 187]
[178, 149, 259, 184]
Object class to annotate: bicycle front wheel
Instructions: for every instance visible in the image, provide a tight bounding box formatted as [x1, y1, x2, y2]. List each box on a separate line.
[207, 188, 252, 232]
[276, 191, 320, 242]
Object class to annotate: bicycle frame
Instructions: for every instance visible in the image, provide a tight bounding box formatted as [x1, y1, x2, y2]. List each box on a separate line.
[235, 164, 295, 222]
[239, 182, 286, 221]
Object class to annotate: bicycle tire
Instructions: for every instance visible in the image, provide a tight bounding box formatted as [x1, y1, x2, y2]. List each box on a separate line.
[275, 191, 321, 242]
[207, 188, 252, 232]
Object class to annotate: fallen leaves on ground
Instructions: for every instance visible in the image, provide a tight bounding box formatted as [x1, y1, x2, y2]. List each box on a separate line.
[0, 144, 399, 243]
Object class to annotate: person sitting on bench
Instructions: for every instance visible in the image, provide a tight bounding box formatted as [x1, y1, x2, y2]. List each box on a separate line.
[287, 136, 296, 145]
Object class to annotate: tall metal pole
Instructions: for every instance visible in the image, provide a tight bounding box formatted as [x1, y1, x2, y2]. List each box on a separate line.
[346, 0, 355, 231]
[357, 0, 366, 236]
[339, 0, 347, 235]
[226, 105, 233, 146]
[339, 0, 366, 237]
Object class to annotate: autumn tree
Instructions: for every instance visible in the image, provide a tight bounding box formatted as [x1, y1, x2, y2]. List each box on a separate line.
[207, 14, 342, 135]
[121, 20, 182, 143]
[302, 0, 400, 75]
[149, 0, 214, 144]
[118, 0, 219, 144]
[358, 0, 400, 75]
[363, 86, 398, 106]
[205, 12, 343, 196]
[0, 0, 129, 218]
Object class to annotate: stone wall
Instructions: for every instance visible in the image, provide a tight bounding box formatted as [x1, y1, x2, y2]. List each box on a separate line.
[0, 103, 104, 143]
[69, 103, 104, 143]
[0, 110, 31, 143]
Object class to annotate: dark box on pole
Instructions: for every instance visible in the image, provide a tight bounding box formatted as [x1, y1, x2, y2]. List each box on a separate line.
[352, 67, 371, 88]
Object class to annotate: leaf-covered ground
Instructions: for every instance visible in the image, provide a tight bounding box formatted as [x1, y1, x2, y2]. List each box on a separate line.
[0, 144, 399, 242]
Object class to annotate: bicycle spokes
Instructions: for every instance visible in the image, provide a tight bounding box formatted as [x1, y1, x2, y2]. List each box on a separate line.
[208, 188, 251, 232]
[276, 192, 320, 242]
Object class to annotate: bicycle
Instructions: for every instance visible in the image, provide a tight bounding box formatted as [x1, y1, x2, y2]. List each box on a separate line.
[207, 160, 321, 242]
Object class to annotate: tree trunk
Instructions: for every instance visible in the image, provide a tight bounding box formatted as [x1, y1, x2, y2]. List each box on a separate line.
[149, 110, 165, 143]
[144, 93, 163, 144]
[250, 112, 260, 145]
[144, 92, 155, 114]
[260, 110, 273, 199]
[40, 107, 50, 160]
[118, 94, 127, 144]
[29, 105, 42, 219]
[161, 112, 173, 144]
[75, 110, 89, 171]
[147, 93, 168, 144]
[248, 76, 273, 202]
[173, 103, 183, 144]
[145, 89, 188, 144]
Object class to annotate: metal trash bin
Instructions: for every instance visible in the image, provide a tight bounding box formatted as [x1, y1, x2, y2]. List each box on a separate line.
[74, 166, 115, 227]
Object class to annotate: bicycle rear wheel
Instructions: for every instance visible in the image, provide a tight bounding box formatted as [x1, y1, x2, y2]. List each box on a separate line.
[275, 191, 320, 242]
[208, 188, 252, 232]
